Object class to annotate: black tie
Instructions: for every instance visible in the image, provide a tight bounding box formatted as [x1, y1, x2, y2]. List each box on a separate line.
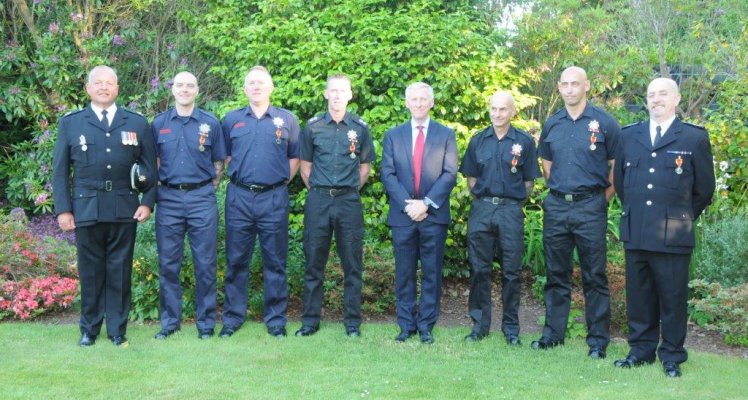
[654, 125, 662, 146]
[101, 109, 109, 130]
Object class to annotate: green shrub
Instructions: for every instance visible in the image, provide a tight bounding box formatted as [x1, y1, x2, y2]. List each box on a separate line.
[692, 212, 748, 287]
[689, 279, 748, 347]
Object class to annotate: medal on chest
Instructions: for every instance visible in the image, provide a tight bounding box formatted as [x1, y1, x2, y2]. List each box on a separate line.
[198, 123, 210, 152]
[675, 155, 683, 174]
[79, 135, 88, 151]
[588, 120, 599, 151]
[121, 131, 138, 146]
[273, 117, 284, 144]
[510, 143, 522, 174]
[347, 130, 358, 159]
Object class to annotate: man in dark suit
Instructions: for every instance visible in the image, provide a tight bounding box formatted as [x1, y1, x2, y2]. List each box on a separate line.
[613, 77, 715, 377]
[381, 82, 458, 344]
[52, 65, 156, 347]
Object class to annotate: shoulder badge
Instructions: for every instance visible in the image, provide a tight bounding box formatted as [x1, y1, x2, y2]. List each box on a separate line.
[683, 121, 706, 131]
[307, 115, 322, 124]
[622, 121, 642, 130]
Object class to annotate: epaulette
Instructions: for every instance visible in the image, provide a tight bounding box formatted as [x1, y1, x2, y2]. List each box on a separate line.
[683, 121, 706, 131]
[515, 128, 534, 141]
[197, 108, 219, 122]
[60, 108, 85, 119]
[307, 114, 323, 124]
[622, 121, 642, 129]
[355, 117, 368, 127]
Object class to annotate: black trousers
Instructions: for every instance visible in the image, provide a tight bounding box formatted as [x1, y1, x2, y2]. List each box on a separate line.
[76, 222, 136, 337]
[301, 189, 363, 328]
[466, 199, 524, 337]
[541, 193, 610, 348]
[625, 249, 691, 364]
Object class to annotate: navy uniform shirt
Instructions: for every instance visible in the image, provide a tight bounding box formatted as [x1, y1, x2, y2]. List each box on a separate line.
[222, 105, 300, 185]
[460, 125, 542, 200]
[152, 107, 226, 184]
[539, 103, 621, 193]
[300, 112, 375, 188]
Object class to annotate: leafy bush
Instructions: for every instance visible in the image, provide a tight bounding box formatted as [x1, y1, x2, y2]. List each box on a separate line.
[0, 276, 79, 321]
[689, 280, 748, 347]
[692, 212, 748, 287]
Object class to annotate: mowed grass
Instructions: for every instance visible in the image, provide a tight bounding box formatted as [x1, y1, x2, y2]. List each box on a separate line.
[1, 322, 746, 400]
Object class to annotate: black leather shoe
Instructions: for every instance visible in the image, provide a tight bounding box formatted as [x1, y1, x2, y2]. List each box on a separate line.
[420, 331, 434, 344]
[505, 335, 521, 346]
[613, 355, 655, 368]
[219, 325, 239, 338]
[154, 328, 179, 340]
[294, 325, 319, 337]
[198, 329, 214, 340]
[346, 326, 360, 337]
[663, 361, 682, 378]
[79, 333, 96, 347]
[530, 337, 564, 350]
[588, 346, 607, 359]
[109, 335, 128, 347]
[268, 326, 287, 338]
[464, 332, 487, 342]
[395, 329, 416, 342]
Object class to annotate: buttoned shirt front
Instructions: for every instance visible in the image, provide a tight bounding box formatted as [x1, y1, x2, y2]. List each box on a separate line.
[152, 107, 226, 184]
[90, 103, 117, 127]
[460, 125, 542, 200]
[222, 105, 300, 186]
[538, 103, 621, 193]
[300, 112, 375, 188]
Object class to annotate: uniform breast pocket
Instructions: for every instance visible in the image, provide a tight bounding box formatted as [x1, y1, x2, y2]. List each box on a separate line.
[72, 134, 96, 166]
[543, 132, 565, 155]
[313, 136, 334, 155]
[662, 154, 692, 189]
[157, 133, 178, 158]
[622, 157, 639, 188]
[478, 151, 494, 172]
[229, 126, 251, 144]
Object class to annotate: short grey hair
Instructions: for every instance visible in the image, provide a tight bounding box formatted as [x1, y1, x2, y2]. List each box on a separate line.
[405, 82, 434, 100]
[87, 65, 118, 84]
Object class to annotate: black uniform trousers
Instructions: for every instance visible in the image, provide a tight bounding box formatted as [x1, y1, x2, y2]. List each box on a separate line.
[625, 249, 690, 364]
[301, 189, 363, 329]
[76, 222, 136, 337]
[467, 199, 524, 337]
[542, 192, 610, 348]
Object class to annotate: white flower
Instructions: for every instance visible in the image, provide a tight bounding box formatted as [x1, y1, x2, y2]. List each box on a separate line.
[588, 120, 600, 132]
[199, 123, 210, 134]
[347, 130, 358, 141]
[511, 143, 522, 156]
[719, 161, 729, 172]
[273, 117, 284, 128]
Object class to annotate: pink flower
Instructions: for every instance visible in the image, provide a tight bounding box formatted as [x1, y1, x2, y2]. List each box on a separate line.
[34, 193, 49, 206]
[48, 22, 60, 35]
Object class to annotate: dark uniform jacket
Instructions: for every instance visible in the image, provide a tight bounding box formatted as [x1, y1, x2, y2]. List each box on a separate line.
[614, 118, 715, 254]
[52, 105, 157, 226]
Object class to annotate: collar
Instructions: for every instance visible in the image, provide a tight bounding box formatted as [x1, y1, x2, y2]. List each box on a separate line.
[324, 111, 352, 125]
[244, 104, 277, 119]
[650, 115, 676, 135]
[560, 102, 594, 121]
[169, 106, 199, 122]
[411, 118, 430, 132]
[90, 103, 117, 120]
[484, 125, 517, 141]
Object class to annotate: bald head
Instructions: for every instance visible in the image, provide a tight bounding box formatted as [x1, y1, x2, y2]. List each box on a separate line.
[172, 71, 199, 108]
[488, 91, 516, 134]
[647, 77, 681, 123]
[558, 66, 590, 109]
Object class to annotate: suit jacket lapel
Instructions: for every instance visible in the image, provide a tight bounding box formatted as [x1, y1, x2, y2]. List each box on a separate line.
[634, 120, 652, 150]
[108, 107, 127, 132]
[85, 107, 105, 132]
[402, 122, 414, 173]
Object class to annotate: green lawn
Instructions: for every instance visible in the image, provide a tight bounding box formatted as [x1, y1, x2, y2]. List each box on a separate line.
[1, 322, 746, 399]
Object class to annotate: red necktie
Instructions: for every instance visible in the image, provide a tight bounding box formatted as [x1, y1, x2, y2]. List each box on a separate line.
[413, 125, 425, 197]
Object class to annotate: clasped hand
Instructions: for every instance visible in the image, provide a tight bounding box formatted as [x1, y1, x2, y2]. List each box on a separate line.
[404, 199, 428, 222]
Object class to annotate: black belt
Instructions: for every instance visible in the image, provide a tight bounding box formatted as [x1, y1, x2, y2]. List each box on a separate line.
[480, 196, 519, 205]
[75, 179, 130, 192]
[312, 186, 357, 196]
[160, 180, 211, 191]
[230, 176, 286, 193]
[549, 189, 602, 202]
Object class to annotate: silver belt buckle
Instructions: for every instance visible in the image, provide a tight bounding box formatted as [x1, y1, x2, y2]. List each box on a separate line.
[491, 197, 500, 205]
[564, 194, 574, 202]
[104, 180, 113, 191]
[329, 188, 338, 196]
